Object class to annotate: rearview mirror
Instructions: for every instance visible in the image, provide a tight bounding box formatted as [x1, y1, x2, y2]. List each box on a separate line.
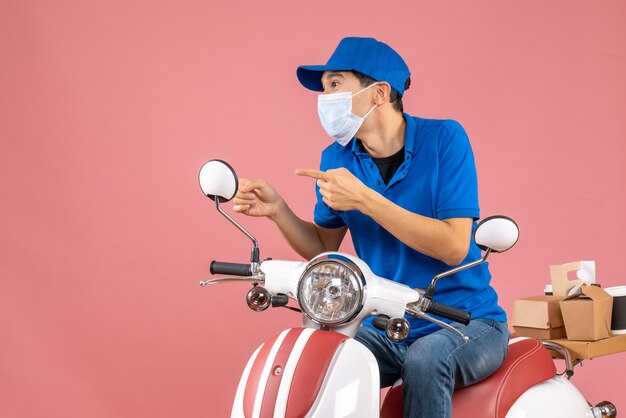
[198, 160, 238, 202]
[198, 159, 260, 267]
[474, 216, 519, 253]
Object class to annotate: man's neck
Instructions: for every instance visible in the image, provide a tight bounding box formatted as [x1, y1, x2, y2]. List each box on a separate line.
[358, 110, 406, 158]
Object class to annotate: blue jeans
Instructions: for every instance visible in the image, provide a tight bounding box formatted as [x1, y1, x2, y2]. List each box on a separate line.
[355, 318, 510, 418]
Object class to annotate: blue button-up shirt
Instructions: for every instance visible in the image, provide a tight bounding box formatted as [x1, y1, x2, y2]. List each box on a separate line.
[313, 114, 506, 341]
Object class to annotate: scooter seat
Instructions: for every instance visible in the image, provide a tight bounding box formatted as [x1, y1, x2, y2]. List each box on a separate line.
[380, 337, 557, 418]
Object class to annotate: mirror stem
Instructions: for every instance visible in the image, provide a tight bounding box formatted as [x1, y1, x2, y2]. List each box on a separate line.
[423, 248, 492, 300]
[215, 199, 260, 265]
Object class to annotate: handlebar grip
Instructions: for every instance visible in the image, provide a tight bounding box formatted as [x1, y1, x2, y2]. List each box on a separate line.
[427, 301, 471, 325]
[271, 294, 289, 307]
[210, 261, 252, 276]
[372, 315, 390, 331]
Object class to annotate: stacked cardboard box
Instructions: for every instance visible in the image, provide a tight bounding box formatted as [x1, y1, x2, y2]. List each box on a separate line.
[511, 295, 565, 339]
[511, 261, 626, 359]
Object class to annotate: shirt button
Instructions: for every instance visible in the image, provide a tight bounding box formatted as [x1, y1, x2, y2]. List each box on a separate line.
[376, 181, 381, 185]
[369, 164, 374, 168]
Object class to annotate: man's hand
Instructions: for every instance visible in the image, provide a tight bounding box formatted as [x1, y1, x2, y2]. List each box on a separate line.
[233, 179, 285, 220]
[296, 167, 372, 212]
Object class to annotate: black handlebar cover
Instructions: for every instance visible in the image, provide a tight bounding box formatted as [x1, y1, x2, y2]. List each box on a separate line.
[210, 261, 252, 276]
[427, 301, 471, 325]
[271, 294, 289, 307]
[372, 315, 390, 331]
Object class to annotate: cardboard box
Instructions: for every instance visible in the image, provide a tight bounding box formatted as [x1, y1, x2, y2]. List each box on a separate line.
[547, 333, 626, 360]
[511, 295, 566, 339]
[560, 285, 613, 341]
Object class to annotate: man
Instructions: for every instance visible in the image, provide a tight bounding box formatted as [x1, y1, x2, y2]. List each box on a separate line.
[233, 37, 509, 418]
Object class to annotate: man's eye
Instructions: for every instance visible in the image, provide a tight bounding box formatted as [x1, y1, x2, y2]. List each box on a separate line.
[331, 81, 338, 88]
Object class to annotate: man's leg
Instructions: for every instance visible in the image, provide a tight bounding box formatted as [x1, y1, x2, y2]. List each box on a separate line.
[401, 319, 510, 418]
[354, 326, 407, 388]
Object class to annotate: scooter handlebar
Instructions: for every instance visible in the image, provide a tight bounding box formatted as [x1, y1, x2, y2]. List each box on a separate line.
[427, 301, 472, 325]
[372, 315, 390, 331]
[210, 261, 252, 276]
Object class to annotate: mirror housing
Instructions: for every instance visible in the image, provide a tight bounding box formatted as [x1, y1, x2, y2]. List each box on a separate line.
[474, 215, 519, 253]
[198, 159, 238, 202]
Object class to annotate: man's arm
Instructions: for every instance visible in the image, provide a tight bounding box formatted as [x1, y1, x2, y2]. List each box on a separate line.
[233, 178, 347, 260]
[362, 194, 472, 266]
[296, 168, 472, 266]
[272, 202, 348, 260]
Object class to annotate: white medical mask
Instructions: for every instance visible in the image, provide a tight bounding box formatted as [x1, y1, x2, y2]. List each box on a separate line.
[317, 83, 378, 146]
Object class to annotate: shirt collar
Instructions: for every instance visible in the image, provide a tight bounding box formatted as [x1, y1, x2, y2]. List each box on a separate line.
[403, 113, 416, 157]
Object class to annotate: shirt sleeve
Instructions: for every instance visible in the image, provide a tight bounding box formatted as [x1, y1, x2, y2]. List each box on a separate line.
[435, 121, 480, 220]
[313, 152, 346, 229]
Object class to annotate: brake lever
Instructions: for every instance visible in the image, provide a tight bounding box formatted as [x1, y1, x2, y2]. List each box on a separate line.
[199, 276, 264, 287]
[405, 303, 470, 344]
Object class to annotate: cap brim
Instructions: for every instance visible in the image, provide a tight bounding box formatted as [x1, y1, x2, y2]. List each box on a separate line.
[296, 65, 332, 92]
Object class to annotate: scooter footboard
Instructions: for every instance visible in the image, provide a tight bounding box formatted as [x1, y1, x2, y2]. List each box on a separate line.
[231, 327, 380, 418]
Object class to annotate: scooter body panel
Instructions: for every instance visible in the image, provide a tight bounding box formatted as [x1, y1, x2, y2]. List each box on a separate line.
[305, 338, 380, 418]
[232, 346, 262, 418]
[506, 375, 594, 418]
[231, 328, 379, 418]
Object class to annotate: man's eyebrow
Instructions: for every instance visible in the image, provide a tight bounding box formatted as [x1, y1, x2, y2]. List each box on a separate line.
[323, 72, 345, 81]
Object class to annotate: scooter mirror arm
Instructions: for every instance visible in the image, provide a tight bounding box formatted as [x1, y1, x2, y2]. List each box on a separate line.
[423, 248, 492, 300]
[215, 199, 260, 272]
[405, 303, 470, 344]
[540, 340, 577, 379]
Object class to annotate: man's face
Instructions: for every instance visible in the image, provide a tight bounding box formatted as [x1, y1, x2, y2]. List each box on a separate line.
[320, 71, 361, 94]
[320, 71, 375, 118]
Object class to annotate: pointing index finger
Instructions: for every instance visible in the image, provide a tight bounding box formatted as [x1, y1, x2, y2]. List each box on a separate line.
[295, 168, 327, 180]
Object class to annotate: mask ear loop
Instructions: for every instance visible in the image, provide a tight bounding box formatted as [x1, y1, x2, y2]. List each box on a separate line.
[362, 104, 378, 118]
[352, 82, 378, 97]
[353, 83, 379, 119]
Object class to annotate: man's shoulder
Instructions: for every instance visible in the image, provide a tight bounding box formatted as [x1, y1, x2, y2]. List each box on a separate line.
[321, 140, 355, 158]
[406, 114, 470, 153]
[320, 141, 352, 168]
[407, 114, 466, 135]
[321, 141, 342, 154]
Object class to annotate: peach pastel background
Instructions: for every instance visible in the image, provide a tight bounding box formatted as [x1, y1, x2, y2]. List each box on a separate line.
[1, 1, 625, 416]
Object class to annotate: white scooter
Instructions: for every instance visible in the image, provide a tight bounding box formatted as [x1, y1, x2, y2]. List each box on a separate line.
[198, 159, 618, 418]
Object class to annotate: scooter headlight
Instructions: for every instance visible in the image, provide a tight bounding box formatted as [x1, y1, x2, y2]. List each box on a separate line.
[297, 254, 365, 327]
